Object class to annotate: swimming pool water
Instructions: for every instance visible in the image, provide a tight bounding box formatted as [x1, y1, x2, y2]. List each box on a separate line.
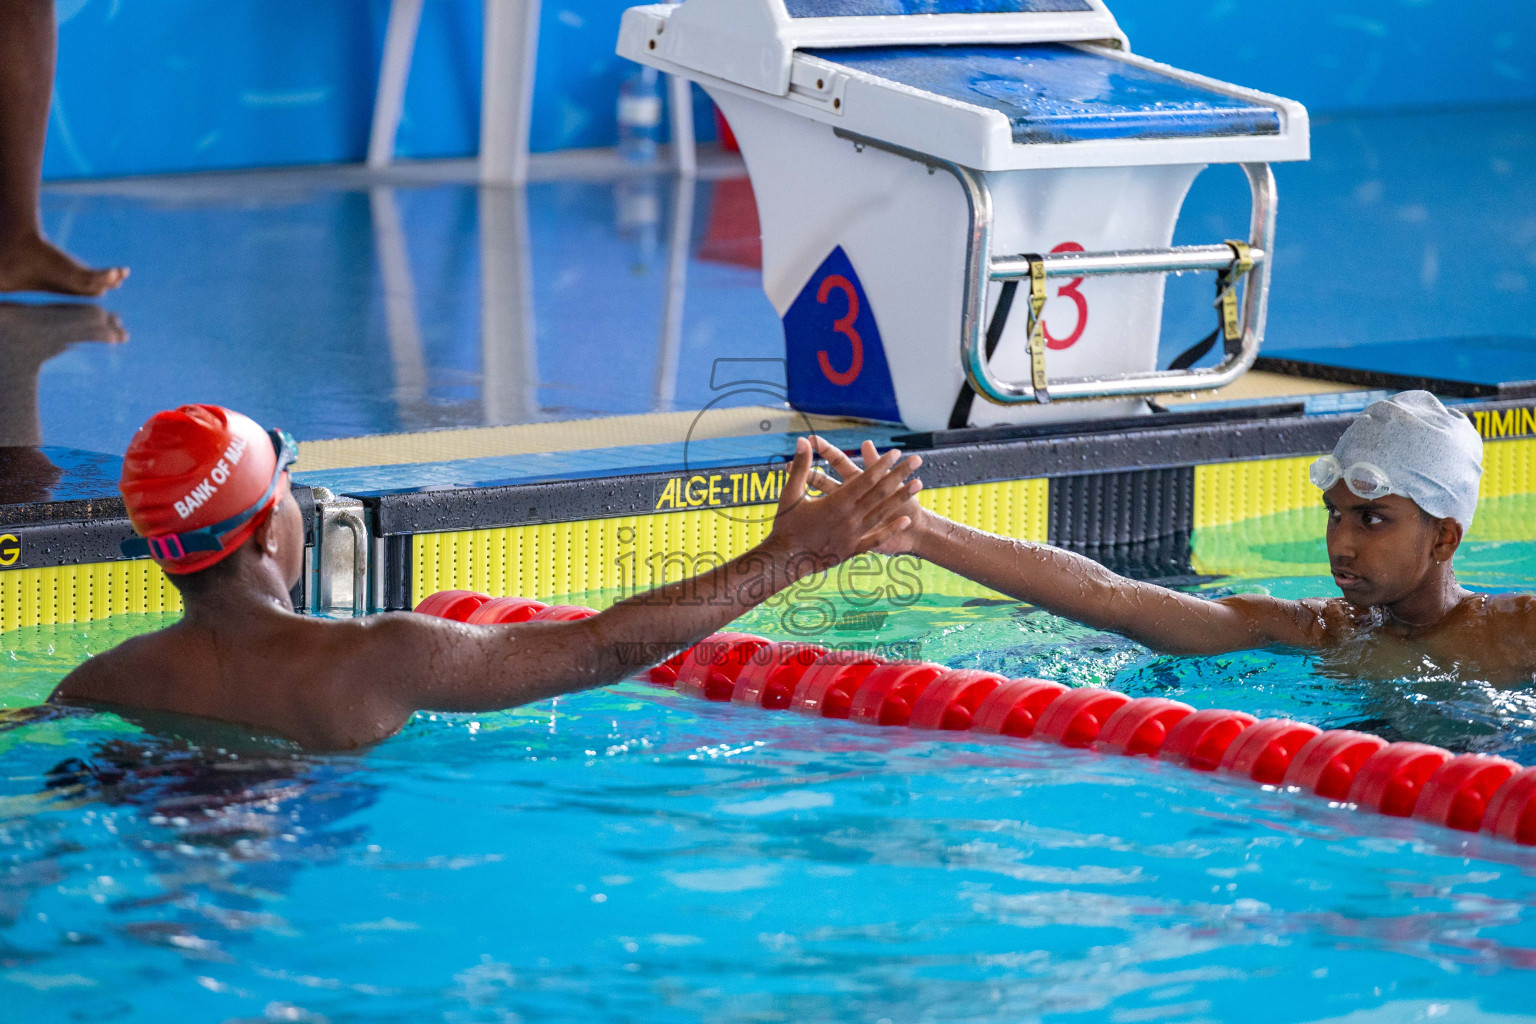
[5, 517, 1536, 1021]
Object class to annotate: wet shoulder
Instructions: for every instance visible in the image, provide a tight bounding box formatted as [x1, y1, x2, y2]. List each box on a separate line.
[1314, 598, 1371, 641]
[337, 611, 475, 682]
[50, 628, 187, 705]
[283, 612, 443, 695]
[279, 614, 434, 748]
[1470, 591, 1536, 626]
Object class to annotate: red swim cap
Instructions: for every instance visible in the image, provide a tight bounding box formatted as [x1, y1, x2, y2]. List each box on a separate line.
[119, 405, 284, 575]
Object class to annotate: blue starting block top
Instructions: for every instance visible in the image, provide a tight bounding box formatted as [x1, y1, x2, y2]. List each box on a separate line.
[785, 0, 1092, 15]
[806, 43, 1282, 143]
[1259, 337, 1536, 399]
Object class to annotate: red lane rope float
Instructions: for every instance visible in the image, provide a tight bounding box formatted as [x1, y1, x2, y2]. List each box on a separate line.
[675, 633, 773, 702]
[1034, 687, 1132, 748]
[791, 651, 882, 719]
[411, 590, 1536, 847]
[531, 604, 599, 622]
[848, 662, 948, 727]
[1219, 719, 1322, 785]
[1414, 755, 1521, 833]
[1160, 709, 1256, 771]
[1485, 767, 1536, 845]
[1348, 742, 1455, 817]
[1282, 730, 1388, 800]
[644, 649, 692, 687]
[414, 589, 493, 622]
[971, 679, 1069, 738]
[466, 597, 548, 625]
[909, 670, 1007, 731]
[732, 642, 830, 709]
[1094, 697, 1194, 757]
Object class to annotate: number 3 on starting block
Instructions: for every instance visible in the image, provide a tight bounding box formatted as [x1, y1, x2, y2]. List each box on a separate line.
[815, 274, 863, 386]
[782, 246, 901, 422]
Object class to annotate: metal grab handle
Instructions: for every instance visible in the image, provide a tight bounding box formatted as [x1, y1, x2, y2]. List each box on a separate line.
[833, 129, 1278, 407]
[310, 487, 371, 618]
[963, 163, 1275, 405]
[990, 244, 1266, 281]
[330, 509, 370, 618]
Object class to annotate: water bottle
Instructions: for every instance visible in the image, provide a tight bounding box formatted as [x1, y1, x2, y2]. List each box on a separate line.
[618, 66, 663, 163]
[615, 176, 661, 273]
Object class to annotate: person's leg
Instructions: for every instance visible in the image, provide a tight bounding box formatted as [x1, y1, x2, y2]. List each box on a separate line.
[0, 0, 126, 296]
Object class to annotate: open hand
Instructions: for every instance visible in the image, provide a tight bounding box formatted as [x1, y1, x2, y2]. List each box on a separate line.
[763, 436, 922, 573]
[810, 437, 931, 555]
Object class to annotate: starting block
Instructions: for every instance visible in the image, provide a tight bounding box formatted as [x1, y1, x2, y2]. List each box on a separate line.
[618, 0, 1309, 430]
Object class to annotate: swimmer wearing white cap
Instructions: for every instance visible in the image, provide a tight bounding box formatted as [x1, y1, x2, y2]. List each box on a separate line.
[814, 392, 1531, 684]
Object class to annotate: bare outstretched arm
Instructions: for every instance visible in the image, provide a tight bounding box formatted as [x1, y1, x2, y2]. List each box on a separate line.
[374, 437, 924, 715]
[813, 439, 1326, 656]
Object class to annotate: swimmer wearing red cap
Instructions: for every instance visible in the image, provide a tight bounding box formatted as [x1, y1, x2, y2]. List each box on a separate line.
[813, 393, 1536, 685]
[49, 405, 923, 750]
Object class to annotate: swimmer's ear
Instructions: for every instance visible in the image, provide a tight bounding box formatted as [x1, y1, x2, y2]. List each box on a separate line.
[1430, 516, 1463, 563]
[253, 504, 283, 559]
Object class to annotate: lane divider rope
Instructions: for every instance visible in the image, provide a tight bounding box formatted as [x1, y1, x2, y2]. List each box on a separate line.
[416, 591, 1536, 847]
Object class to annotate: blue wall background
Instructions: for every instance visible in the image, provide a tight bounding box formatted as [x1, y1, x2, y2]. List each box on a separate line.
[43, 0, 1536, 180]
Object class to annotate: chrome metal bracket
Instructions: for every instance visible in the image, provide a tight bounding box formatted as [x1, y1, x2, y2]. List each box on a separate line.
[310, 487, 371, 618]
[834, 129, 1278, 407]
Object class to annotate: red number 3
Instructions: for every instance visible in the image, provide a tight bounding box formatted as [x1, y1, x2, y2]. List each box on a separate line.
[1043, 241, 1088, 351]
[816, 274, 864, 387]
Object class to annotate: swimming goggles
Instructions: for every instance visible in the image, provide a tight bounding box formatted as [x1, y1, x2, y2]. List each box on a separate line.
[121, 428, 298, 560]
[1309, 454, 1395, 501]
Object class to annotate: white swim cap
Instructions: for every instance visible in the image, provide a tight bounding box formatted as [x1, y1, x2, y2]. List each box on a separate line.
[1313, 391, 1483, 530]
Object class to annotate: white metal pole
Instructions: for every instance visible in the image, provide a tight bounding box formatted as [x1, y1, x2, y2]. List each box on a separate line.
[655, 175, 696, 410]
[480, 0, 543, 186]
[367, 0, 425, 169]
[667, 73, 697, 178]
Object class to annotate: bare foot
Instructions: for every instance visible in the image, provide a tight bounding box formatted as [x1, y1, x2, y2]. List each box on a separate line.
[0, 233, 128, 297]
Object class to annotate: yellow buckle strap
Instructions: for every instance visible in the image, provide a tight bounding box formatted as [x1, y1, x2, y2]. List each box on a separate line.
[1216, 240, 1254, 344]
[1024, 256, 1051, 403]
